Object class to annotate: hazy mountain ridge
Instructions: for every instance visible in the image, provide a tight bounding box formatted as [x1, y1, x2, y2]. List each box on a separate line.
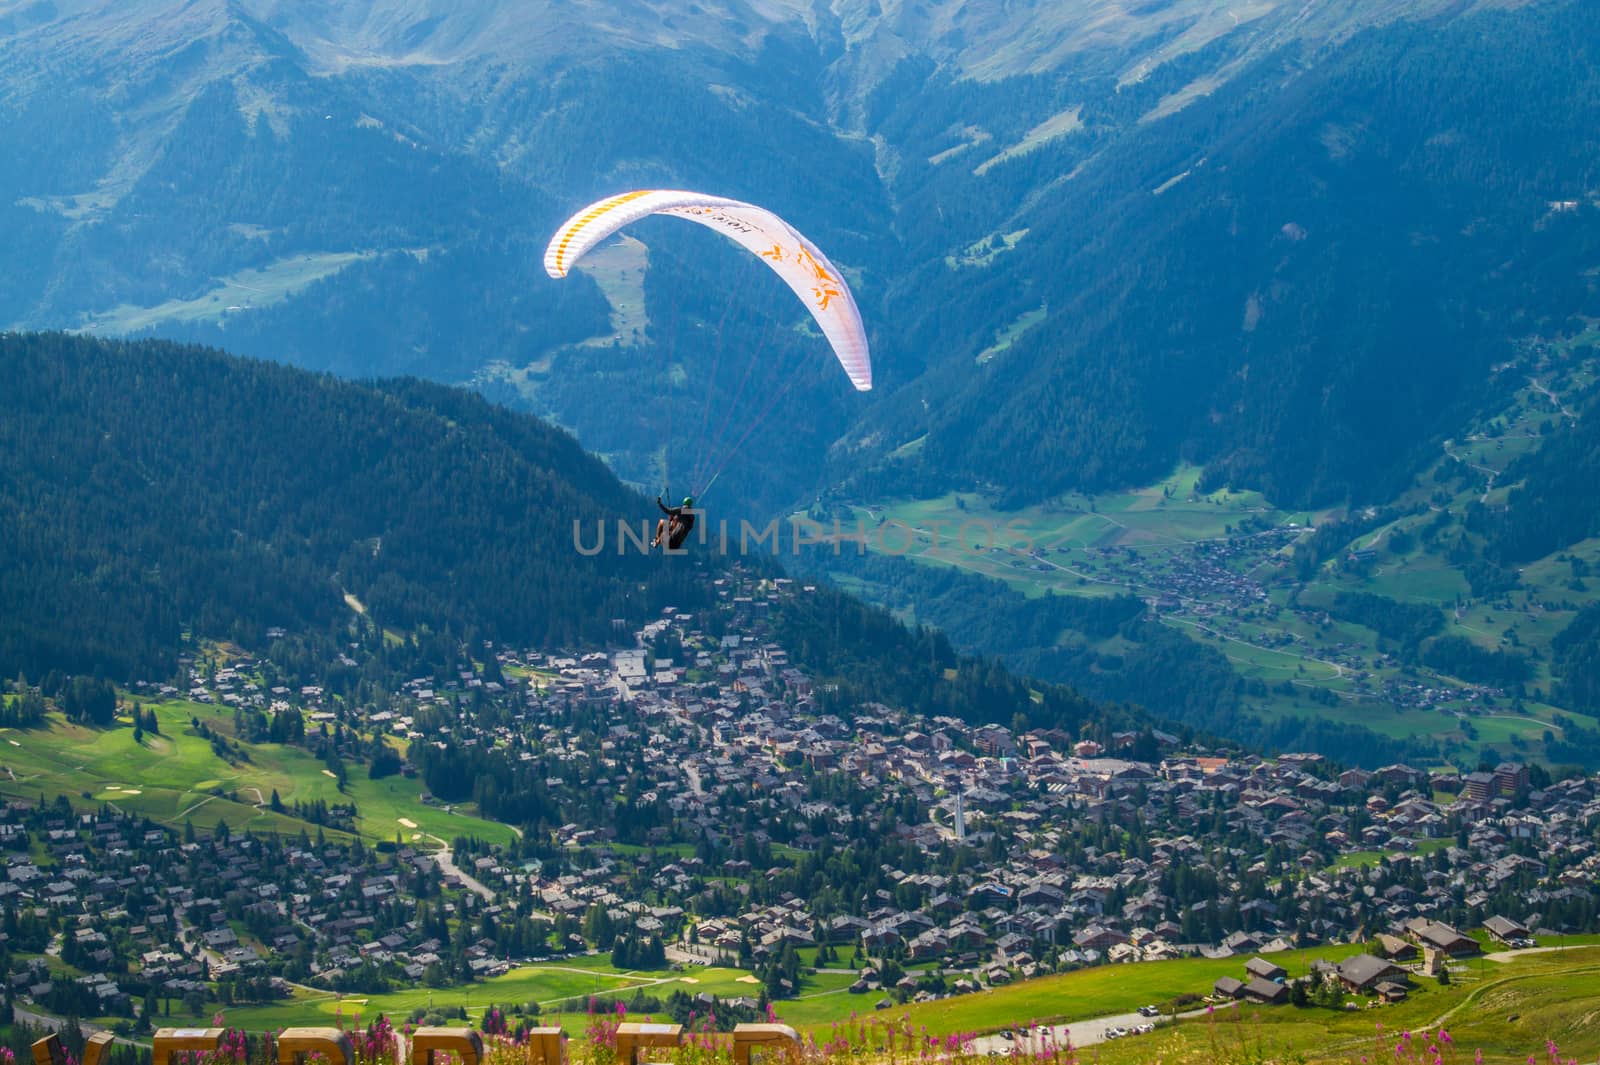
[229, 0, 1537, 97]
[3, 0, 1593, 516]
[847, 0, 1600, 509]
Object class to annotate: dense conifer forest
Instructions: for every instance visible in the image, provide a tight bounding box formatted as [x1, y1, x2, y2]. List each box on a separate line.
[0, 333, 708, 680]
[0, 333, 1165, 759]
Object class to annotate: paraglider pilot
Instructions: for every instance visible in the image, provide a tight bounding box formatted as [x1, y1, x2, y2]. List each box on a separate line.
[653, 496, 696, 551]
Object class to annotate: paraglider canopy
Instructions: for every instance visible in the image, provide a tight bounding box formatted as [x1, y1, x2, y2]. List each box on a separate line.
[544, 189, 871, 391]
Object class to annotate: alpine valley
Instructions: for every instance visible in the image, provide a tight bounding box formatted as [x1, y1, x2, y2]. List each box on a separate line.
[14, 6, 1600, 1060]
[5, 0, 1600, 763]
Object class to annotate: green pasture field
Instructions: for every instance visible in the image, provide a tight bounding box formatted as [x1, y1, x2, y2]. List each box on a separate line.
[1326, 837, 1452, 871]
[573, 234, 650, 345]
[1092, 946, 1600, 1065]
[80, 251, 381, 334]
[976, 305, 1048, 364]
[857, 944, 1369, 1038]
[0, 698, 514, 847]
[46, 951, 1600, 1065]
[51, 944, 1600, 1064]
[157, 962, 851, 1035]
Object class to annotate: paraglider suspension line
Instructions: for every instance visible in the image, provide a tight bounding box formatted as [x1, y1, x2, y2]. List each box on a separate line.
[661, 269, 684, 498]
[697, 356, 812, 499]
[687, 291, 742, 489]
[692, 321, 775, 490]
[663, 371, 673, 498]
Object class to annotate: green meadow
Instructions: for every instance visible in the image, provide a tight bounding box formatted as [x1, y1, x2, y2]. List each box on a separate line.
[876, 943, 1368, 1038]
[46, 936, 1600, 1065]
[1092, 947, 1600, 1065]
[155, 962, 852, 1035]
[0, 697, 513, 846]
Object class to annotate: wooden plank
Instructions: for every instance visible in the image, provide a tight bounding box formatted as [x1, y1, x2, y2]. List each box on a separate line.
[615, 1022, 682, 1065]
[410, 1028, 483, 1065]
[152, 1028, 227, 1065]
[276, 1028, 354, 1065]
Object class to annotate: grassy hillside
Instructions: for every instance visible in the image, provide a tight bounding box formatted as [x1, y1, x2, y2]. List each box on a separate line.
[887, 943, 1370, 1035]
[130, 957, 855, 1034]
[1095, 947, 1600, 1065]
[0, 697, 514, 846]
[55, 938, 1600, 1065]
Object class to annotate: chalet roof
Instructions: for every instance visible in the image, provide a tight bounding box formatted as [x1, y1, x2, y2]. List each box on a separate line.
[1244, 956, 1286, 978]
[1483, 915, 1528, 938]
[1337, 954, 1403, 989]
[1243, 977, 1288, 1002]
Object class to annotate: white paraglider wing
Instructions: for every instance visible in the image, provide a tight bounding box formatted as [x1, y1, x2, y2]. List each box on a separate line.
[544, 190, 871, 391]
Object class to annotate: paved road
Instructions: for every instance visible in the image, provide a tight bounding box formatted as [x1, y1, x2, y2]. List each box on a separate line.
[13, 1005, 147, 1048]
[970, 1006, 1209, 1055]
[424, 839, 555, 922]
[1483, 943, 1592, 963]
[426, 837, 495, 901]
[1528, 376, 1578, 419]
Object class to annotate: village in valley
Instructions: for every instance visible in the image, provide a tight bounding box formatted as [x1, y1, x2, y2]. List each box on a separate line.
[2, 573, 1596, 1036]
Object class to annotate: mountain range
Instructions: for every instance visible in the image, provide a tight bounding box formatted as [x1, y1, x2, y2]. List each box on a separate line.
[6, 0, 1600, 762]
[9, 0, 1595, 511]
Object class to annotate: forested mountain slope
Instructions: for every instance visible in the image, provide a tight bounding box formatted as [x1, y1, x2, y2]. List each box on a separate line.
[9, 1, 1600, 761]
[0, 332, 1153, 756]
[849, 0, 1600, 508]
[0, 332, 707, 680]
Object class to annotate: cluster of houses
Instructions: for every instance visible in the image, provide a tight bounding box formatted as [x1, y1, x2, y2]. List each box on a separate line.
[1039, 526, 1504, 714]
[401, 581, 1600, 1000]
[6, 574, 1599, 1021]
[0, 804, 508, 1014]
[1057, 531, 1288, 618]
[1211, 915, 1515, 1009]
